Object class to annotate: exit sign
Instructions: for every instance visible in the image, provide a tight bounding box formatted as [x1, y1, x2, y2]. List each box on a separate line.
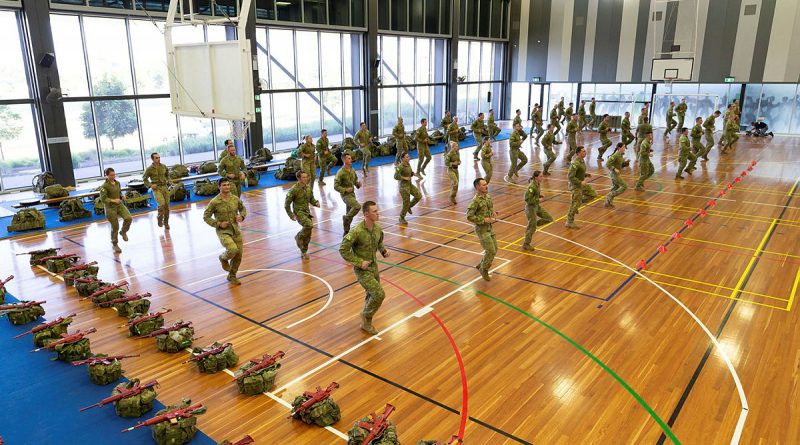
[724, 76, 735, 83]
[532, 77, 542, 82]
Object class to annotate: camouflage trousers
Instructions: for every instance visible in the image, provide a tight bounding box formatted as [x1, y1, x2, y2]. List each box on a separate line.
[394, 140, 409, 164]
[293, 211, 313, 253]
[105, 204, 132, 245]
[691, 138, 704, 157]
[317, 153, 336, 181]
[634, 134, 645, 157]
[636, 159, 654, 189]
[523, 204, 553, 247]
[475, 225, 497, 271]
[704, 130, 715, 158]
[598, 135, 612, 158]
[677, 151, 697, 176]
[666, 117, 677, 134]
[589, 113, 597, 129]
[508, 149, 528, 177]
[677, 115, 686, 131]
[360, 147, 371, 174]
[481, 159, 493, 183]
[579, 115, 587, 130]
[622, 130, 635, 147]
[341, 193, 361, 232]
[152, 187, 170, 224]
[218, 229, 243, 275]
[302, 159, 317, 183]
[551, 119, 561, 135]
[722, 131, 739, 153]
[355, 263, 385, 320]
[416, 145, 431, 175]
[399, 183, 421, 219]
[542, 146, 556, 174]
[606, 171, 628, 205]
[567, 134, 577, 160]
[567, 183, 597, 223]
[448, 168, 459, 202]
[534, 124, 544, 143]
[229, 180, 243, 198]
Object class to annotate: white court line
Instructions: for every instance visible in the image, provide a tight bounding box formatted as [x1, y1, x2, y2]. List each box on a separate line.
[271, 259, 511, 396]
[382, 229, 510, 261]
[427, 206, 749, 445]
[235, 268, 335, 329]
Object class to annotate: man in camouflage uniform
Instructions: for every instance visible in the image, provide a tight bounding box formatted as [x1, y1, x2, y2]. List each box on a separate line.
[621, 111, 635, 149]
[392, 117, 407, 164]
[415, 118, 433, 176]
[445, 142, 461, 204]
[541, 124, 557, 176]
[487, 109, 501, 139]
[99, 167, 132, 253]
[635, 131, 654, 191]
[285, 171, 320, 260]
[676, 98, 688, 131]
[676, 127, 697, 179]
[440, 110, 453, 129]
[564, 102, 574, 126]
[203, 178, 247, 284]
[480, 137, 494, 183]
[445, 116, 460, 156]
[298, 135, 317, 184]
[721, 114, 740, 154]
[550, 104, 562, 137]
[471, 112, 487, 161]
[566, 146, 596, 229]
[597, 114, 612, 160]
[578, 100, 588, 131]
[395, 152, 421, 225]
[604, 143, 628, 209]
[218, 144, 246, 197]
[334, 153, 362, 234]
[565, 114, 579, 161]
[522, 170, 552, 251]
[339, 201, 389, 335]
[690, 117, 705, 158]
[316, 129, 336, 186]
[720, 103, 734, 146]
[635, 116, 653, 158]
[143, 152, 171, 230]
[702, 110, 721, 160]
[665, 101, 677, 136]
[533, 104, 545, 144]
[467, 178, 498, 281]
[354, 122, 372, 176]
[507, 122, 528, 182]
[557, 97, 566, 124]
[589, 98, 597, 130]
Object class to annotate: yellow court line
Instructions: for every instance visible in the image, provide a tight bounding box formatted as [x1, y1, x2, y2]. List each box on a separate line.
[503, 196, 606, 248]
[728, 219, 778, 301]
[405, 218, 787, 304]
[787, 178, 800, 197]
[788, 267, 800, 312]
[576, 219, 800, 260]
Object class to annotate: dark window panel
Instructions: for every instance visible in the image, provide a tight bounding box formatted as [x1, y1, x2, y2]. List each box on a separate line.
[501, 0, 507, 38]
[276, 0, 302, 22]
[424, 0, 439, 34]
[379, 0, 390, 29]
[256, 0, 276, 19]
[490, 0, 502, 38]
[304, 0, 327, 24]
[391, 0, 407, 31]
[87, 0, 130, 9]
[328, 0, 349, 26]
[410, 0, 424, 32]
[478, 0, 490, 37]
[439, 0, 449, 35]
[351, 0, 365, 27]
[51, 0, 87, 5]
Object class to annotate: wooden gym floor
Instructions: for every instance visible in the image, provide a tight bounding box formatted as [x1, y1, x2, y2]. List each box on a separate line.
[3, 121, 799, 444]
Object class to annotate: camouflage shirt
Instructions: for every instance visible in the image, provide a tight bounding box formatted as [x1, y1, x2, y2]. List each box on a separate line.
[621, 117, 631, 132]
[394, 162, 413, 184]
[639, 139, 652, 160]
[142, 163, 169, 188]
[637, 123, 653, 137]
[339, 221, 386, 267]
[299, 142, 315, 161]
[542, 131, 555, 148]
[703, 115, 716, 131]
[566, 120, 578, 136]
[440, 115, 453, 128]
[638, 113, 647, 125]
[203, 194, 246, 235]
[558, 100, 565, 113]
[392, 122, 405, 140]
[509, 130, 522, 150]
[445, 150, 460, 169]
[447, 122, 460, 140]
[565, 106, 573, 117]
[524, 180, 541, 208]
[550, 108, 559, 122]
[99, 179, 124, 208]
[676, 102, 687, 116]
[598, 121, 609, 136]
[481, 144, 493, 161]
[512, 116, 522, 126]
[466, 194, 494, 227]
[334, 167, 360, 195]
[679, 135, 691, 155]
[691, 124, 703, 140]
[667, 105, 675, 118]
[354, 129, 371, 147]
[315, 138, 330, 156]
[471, 118, 485, 134]
[606, 151, 624, 172]
[568, 158, 587, 189]
[218, 154, 245, 181]
[589, 102, 596, 114]
[415, 126, 430, 149]
[284, 183, 319, 217]
[578, 104, 586, 116]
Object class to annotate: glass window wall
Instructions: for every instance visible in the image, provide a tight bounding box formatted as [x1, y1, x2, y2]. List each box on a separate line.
[456, 40, 505, 122]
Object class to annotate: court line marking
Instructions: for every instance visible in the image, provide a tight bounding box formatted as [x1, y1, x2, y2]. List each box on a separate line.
[614, 196, 800, 227]
[788, 267, 800, 312]
[728, 220, 778, 302]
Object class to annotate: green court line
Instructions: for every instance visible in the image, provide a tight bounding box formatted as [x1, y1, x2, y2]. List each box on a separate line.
[308, 240, 681, 444]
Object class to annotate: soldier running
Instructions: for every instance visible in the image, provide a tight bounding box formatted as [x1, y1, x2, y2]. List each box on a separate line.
[621, 111, 634, 149]
[597, 114, 612, 160]
[676, 127, 697, 179]
[99, 167, 132, 254]
[507, 122, 528, 182]
[298, 135, 317, 184]
[354, 122, 372, 176]
[415, 118, 433, 176]
[702, 110, 721, 160]
[522, 171, 553, 251]
[392, 117, 407, 165]
[218, 143, 247, 197]
[565, 146, 597, 229]
[635, 131, 654, 191]
[142, 152, 171, 230]
[334, 152, 362, 234]
[541, 125, 557, 176]
[604, 143, 628, 209]
[480, 137, 493, 183]
[285, 171, 320, 260]
[467, 178, 498, 281]
[395, 153, 421, 225]
[203, 178, 247, 285]
[445, 142, 461, 205]
[471, 112, 487, 161]
[316, 129, 336, 186]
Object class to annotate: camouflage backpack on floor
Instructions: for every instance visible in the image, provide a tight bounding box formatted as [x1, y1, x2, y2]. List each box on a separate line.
[114, 298, 151, 318]
[291, 395, 341, 427]
[377, 142, 392, 157]
[150, 399, 207, 445]
[155, 325, 195, 352]
[169, 183, 189, 202]
[274, 157, 302, 181]
[235, 362, 280, 395]
[58, 198, 91, 222]
[44, 184, 69, 200]
[124, 191, 150, 209]
[193, 179, 219, 196]
[51, 337, 92, 362]
[75, 278, 107, 297]
[347, 418, 399, 445]
[169, 164, 190, 179]
[199, 162, 218, 174]
[189, 342, 239, 374]
[31, 316, 73, 347]
[245, 168, 260, 187]
[457, 126, 467, 141]
[128, 312, 165, 337]
[90, 287, 127, 306]
[32, 171, 57, 193]
[87, 356, 124, 385]
[113, 379, 158, 418]
[5, 302, 46, 325]
[249, 147, 274, 164]
[63, 265, 99, 286]
[430, 129, 444, 142]
[46, 256, 80, 274]
[7, 208, 45, 232]
[28, 248, 59, 265]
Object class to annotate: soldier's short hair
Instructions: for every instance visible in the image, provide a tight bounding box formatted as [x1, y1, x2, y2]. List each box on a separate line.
[150, 152, 159, 160]
[321, 129, 327, 134]
[421, 118, 427, 124]
[218, 177, 230, 186]
[681, 127, 688, 133]
[362, 200, 377, 214]
[104, 167, 115, 175]
[515, 109, 520, 113]
[532, 170, 541, 179]
[714, 110, 721, 115]
[343, 152, 352, 160]
[577, 145, 586, 154]
[360, 121, 366, 126]
[296, 170, 308, 180]
[224, 139, 233, 146]
[473, 178, 485, 188]
[616, 142, 625, 149]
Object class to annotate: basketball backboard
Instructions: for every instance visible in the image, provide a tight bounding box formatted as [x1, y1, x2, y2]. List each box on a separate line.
[651, 58, 694, 82]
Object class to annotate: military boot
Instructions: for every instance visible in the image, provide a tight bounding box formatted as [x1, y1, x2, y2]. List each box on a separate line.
[342, 216, 351, 234]
[360, 313, 378, 335]
[522, 244, 535, 251]
[565, 221, 580, 229]
[301, 251, 309, 260]
[164, 220, 170, 230]
[227, 274, 241, 285]
[476, 264, 491, 281]
[219, 254, 230, 272]
[113, 244, 122, 253]
[399, 217, 408, 225]
[121, 231, 129, 242]
[157, 211, 164, 227]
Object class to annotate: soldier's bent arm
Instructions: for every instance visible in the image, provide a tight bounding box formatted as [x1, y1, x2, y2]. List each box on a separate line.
[237, 199, 246, 220]
[142, 167, 152, 189]
[377, 230, 387, 256]
[466, 201, 483, 225]
[334, 173, 346, 194]
[284, 190, 295, 218]
[203, 202, 219, 228]
[99, 185, 109, 204]
[217, 160, 227, 178]
[339, 233, 362, 267]
[310, 189, 320, 207]
[568, 163, 581, 188]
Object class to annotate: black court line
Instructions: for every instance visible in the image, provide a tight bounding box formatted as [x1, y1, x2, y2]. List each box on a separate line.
[655, 180, 799, 444]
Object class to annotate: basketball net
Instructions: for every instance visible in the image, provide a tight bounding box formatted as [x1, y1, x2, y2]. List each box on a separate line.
[229, 120, 250, 141]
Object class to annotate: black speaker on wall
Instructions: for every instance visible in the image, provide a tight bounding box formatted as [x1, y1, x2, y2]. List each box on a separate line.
[39, 53, 55, 68]
[487, 91, 492, 103]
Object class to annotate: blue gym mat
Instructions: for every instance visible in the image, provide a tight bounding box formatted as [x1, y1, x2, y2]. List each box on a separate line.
[0, 129, 510, 240]
[0, 292, 216, 444]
